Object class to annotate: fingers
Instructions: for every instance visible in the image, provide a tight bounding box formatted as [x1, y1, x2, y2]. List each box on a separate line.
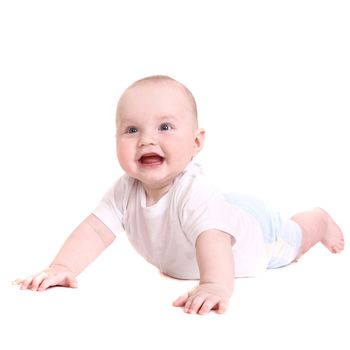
[69, 279, 78, 288]
[13, 268, 78, 292]
[172, 293, 189, 307]
[216, 301, 228, 314]
[35, 274, 77, 291]
[13, 272, 48, 291]
[31, 272, 49, 291]
[184, 295, 205, 314]
[174, 293, 227, 315]
[184, 295, 221, 315]
[37, 276, 57, 291]
[13, 276, 35, 290]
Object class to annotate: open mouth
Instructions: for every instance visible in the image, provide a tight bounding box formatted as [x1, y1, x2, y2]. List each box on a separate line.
[138, 153, 165, 166]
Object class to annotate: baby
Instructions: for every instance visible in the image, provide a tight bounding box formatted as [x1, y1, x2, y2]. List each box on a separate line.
[14, 75, 345, 315]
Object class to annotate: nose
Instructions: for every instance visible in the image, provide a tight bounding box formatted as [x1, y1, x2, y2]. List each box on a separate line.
[138, 131, 157, 147]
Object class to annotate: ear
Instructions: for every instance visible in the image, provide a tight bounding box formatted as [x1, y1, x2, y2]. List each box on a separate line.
[193, 128, 205, 156]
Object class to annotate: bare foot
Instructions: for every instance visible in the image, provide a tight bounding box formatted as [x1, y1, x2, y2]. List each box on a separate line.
[314, 208, 345, 253]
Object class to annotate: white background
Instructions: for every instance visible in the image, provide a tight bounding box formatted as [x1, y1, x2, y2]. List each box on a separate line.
[0, 1, 349, 349]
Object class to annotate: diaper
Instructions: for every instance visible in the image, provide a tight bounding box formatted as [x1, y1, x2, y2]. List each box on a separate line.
[223, 193, 302, 269]
[264, 218, 302, 268]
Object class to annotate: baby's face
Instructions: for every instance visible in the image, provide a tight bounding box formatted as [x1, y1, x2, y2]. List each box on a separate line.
[116, 80, 203, 194]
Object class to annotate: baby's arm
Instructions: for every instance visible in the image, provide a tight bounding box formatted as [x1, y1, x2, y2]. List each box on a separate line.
[173, 230, 234, 315]
[14, 214, 115, 291]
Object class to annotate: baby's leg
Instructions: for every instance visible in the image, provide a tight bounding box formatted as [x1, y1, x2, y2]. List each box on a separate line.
[291, 208, 345, 259]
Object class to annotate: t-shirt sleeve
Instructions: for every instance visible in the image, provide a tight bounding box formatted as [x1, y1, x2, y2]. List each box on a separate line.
[92, 175, 129, 235]
[179, 177, 238, 246]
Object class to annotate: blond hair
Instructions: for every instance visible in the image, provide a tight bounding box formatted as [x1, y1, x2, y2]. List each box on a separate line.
[117, 75, 198, 125]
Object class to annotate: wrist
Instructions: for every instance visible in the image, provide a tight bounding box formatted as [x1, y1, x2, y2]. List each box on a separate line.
[49, 262, 75, 275]
[199, 280, 233, 297]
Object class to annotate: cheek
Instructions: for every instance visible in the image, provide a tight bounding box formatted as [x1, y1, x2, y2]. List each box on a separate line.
[167, 139, 195, 159]
[116, 141, 130, 164]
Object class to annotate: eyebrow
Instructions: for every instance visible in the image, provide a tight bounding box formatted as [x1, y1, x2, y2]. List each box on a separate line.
[157, 115, 179, 123]
[118, 115, 179, 126]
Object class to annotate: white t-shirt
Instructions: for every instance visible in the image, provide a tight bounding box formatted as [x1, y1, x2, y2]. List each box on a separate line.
[93, 162, 267, 279]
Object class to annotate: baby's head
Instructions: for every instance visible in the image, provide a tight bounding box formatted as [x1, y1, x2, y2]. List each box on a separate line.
[116, 75, 198, 128]
[115, 75, 205, 194]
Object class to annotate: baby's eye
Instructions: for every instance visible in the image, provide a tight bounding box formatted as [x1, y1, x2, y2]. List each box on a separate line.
[126, 126, 138, 134]
[159, 123, 173, 131]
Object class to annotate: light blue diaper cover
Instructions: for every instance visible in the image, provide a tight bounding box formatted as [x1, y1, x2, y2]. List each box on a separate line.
[223, 193, 302, 269]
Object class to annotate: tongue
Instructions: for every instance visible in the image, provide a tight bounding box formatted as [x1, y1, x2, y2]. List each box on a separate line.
[141, 155, 163, 164]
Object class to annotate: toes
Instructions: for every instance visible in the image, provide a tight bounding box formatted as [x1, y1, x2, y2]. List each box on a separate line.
[331, 240, 345, 253]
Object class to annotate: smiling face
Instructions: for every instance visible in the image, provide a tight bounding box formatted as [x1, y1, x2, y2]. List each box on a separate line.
[116, 78, 205, 202]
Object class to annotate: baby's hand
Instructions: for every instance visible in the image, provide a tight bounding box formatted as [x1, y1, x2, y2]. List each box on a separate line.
[13, 264, 78, 292]
[173, 283, 231, 315]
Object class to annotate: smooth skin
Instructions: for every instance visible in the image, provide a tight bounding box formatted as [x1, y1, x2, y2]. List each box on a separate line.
[173, 230, 234, 314]
[13, 214, 115, 291]
[14, 77, 345, 315]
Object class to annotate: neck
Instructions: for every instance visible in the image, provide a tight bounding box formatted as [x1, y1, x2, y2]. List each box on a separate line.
[143, 183, 172, 206]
